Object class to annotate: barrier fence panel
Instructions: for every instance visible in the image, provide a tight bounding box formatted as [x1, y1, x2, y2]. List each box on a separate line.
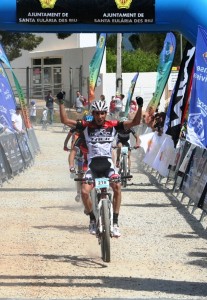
[27, 128, 40, 154]
[0, 133, 24, 175]
[0, 141, 12, 185]
[16, 133, 33, 167]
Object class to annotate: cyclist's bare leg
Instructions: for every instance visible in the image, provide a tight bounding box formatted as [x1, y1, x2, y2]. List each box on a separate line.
[116, 142, 122, 167]
[69, 148, 76, 169]
[81, 183, 93, 213]
[110, 182, 121, 214]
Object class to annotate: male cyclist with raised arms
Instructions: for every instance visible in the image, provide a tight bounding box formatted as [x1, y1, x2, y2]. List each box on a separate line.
[56, 96, 143, 237]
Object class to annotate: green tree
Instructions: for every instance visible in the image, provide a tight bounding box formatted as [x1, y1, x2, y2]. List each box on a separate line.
[106, 47, 159, 72]
[129, 32, 187, 66]
[0, 32, 43, 61]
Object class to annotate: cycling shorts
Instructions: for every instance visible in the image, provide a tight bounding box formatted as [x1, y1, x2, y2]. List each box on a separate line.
[84, 157, 117, 180]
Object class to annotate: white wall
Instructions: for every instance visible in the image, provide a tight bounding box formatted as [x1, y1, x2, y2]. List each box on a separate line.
[101, 72, 166, 111]
[30, 33, 96, 52]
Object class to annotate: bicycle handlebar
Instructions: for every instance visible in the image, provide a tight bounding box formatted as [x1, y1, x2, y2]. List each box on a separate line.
[112, 146, 139, 150]
[74, 175, 133, 183]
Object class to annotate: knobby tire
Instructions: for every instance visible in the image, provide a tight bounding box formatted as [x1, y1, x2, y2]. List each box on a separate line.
[122, 155, 127, 187]
[101, 199, 111, 262]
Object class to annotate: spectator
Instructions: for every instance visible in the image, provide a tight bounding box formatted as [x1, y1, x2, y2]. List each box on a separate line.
[11, 105, 25, 134]
[100, 94, 105, 101]
[75, 91, 84, 113]
[30, 100, 37, 125]
[45, 90, 54, 124]
[41, 107, 48, 130]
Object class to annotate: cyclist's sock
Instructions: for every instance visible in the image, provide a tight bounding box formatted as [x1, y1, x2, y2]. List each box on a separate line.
[113, 213, 119, 225]
[89, 211, 96, 221]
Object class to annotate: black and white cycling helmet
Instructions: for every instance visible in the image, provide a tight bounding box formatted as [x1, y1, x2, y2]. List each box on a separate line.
[91, 100, 108, 112]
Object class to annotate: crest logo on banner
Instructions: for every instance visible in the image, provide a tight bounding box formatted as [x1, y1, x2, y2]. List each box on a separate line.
[187, 26, 207, 148]
[114, 0, 132, 9]
[39, 0, 57, 9]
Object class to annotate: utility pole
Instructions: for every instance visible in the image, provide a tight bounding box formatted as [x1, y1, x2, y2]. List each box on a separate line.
[116, 33, 122, 95]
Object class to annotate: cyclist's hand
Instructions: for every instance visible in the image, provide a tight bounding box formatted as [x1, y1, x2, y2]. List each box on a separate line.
[70, 167, 76, 173]
[136, 96, 143, 107]
[63, 146, 69, 151]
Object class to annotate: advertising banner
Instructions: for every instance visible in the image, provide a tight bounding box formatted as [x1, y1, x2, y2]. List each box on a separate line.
[124, 72, 139, 116]
[180, 147, 206, 200]
[164, 42, 195, 147]
[89, 33, 106, 102]
[145, 32, 176, 124]
[0, 43, 31, 129]
[186, 26, 207, 148]
[0, 63, 16, 131]
[16, 0, 155, 25]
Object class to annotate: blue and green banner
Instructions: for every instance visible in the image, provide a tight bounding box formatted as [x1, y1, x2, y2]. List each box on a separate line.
[145, 32, 176, 124]
[187, 26, 207, 148]
[124, 72, 139, 116]
[89, 33, 106, 102]
[0, 43, 31, 128]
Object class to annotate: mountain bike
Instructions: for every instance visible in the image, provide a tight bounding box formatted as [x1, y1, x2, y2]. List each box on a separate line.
[114, 146, 138, 187]
[75, 174, 132, 263]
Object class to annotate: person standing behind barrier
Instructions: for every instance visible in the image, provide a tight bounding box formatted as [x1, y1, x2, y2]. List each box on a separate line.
[75, 91, 84, 113]
[30, 100, 37, 125]
[45, 90, 54, 124]
[41, 107, 48, 130]
[11, 105, 25, 134]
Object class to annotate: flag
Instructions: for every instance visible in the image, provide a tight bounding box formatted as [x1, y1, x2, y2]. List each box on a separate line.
[145, 32, 176, 124]
[0, 43, 31, 128]
[164, 42, 195, 146]
[124, 72, 139, 116]
[187, 26, 207, 148]
[89, 33, 106, 103]
[0, 62, 16, 131]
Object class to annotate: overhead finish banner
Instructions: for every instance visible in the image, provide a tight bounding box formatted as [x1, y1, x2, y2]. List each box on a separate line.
[16, 0, 155, 25]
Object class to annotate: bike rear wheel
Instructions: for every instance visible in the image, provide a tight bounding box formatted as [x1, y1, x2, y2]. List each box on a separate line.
[121, 155, 127, 187]
[100, 199, 111, 262]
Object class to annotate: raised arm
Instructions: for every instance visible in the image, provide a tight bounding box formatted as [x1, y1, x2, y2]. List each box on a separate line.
[56, 98, 77, 127]
[124, 97, 143, 129]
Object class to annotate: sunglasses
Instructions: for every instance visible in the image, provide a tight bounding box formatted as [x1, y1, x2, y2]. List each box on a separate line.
[94, 111, 106, 116]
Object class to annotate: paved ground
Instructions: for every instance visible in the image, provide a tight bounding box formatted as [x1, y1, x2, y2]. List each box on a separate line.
[0, 124, 206, 300]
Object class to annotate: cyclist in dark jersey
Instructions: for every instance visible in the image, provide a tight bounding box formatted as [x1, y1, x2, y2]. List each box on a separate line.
[56, 96, 143, 237]
[116, 117, 140, 176]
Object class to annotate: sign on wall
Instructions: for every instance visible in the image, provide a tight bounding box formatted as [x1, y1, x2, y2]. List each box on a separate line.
[16, 0, 155, 25]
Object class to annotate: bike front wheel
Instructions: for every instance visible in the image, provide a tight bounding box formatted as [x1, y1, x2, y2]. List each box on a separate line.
[100, 199, 111, 262]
